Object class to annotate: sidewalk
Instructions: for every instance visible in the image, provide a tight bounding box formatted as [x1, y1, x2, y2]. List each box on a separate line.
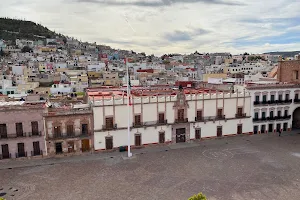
[0, 131, 297, 170]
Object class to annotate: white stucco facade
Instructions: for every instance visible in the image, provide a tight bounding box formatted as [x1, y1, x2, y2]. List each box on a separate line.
[246, 84, 300, 133]
[91, 90, 253, 150]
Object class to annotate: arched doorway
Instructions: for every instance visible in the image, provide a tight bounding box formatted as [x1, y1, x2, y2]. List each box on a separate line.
[292, 107, 300, 128]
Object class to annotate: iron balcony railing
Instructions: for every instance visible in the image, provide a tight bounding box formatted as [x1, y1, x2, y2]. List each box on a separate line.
[48, 132, 90, 139]
[28, 131, 42, 137]
[102, 124, 117, 130]
[175, 118, 188, 123]
[0, 133, 26, 140]
[235, 113, 247, 118]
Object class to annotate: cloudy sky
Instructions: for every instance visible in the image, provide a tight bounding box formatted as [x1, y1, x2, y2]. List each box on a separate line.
[1, 0, 300, 55]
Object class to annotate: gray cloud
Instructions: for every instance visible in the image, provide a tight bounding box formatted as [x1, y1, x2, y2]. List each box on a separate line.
[74, 0, 244, 7]
[163, 28, 210, 42]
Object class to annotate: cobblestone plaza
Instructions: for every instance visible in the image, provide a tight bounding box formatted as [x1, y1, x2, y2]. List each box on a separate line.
[0, 132, 300, 200]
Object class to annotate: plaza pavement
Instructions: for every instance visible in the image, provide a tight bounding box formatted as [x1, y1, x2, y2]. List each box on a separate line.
[0, 131, 300, 200]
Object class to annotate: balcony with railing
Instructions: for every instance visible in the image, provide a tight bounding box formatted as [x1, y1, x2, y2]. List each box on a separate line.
[175, 118, 188, 123]
[0, 133, 26, 140]
[133, 122, 143, 128]
[195, 117, 204, 122]
[294, 98, 300, 103]
[28, 131, 42, 137]
[254, 99, 292, 106]
[48, 132, 90, 139]
[204, 115, 226, 122]
[235, 113, 247, 118]
[102, 124, 117, 130]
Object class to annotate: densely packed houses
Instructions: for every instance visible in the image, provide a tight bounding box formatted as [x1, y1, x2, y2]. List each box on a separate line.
[1, 36, 300, 159]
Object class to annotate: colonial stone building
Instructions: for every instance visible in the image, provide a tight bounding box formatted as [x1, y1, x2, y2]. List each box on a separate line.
[87, 86, 253, 151]
[0, 101, 45, 159]
[44, 104, 93, 156]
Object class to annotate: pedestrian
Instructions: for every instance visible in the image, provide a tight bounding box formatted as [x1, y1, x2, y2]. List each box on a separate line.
[279, 129, 281, 137]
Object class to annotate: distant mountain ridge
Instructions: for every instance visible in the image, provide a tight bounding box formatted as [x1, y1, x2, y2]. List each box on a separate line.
[0, 17, 63, 41]
[264, 51, 300, 58]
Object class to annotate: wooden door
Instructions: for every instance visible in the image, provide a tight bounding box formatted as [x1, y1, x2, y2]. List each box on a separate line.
[177, 109, 184, 121]
[276, 124, 281, 132]
[195, 129, 201, 139]
[55, 142, 63, 154]
[217, 127, 222, 137]
[237, 125, 242, 134]
[283, 123, 288, 131]
[33, 141, 41, 156]
[54, 126, 62, 138]
[176, 128, 186, 143]
[16, 123, 23, 137]
[106, 137, 113, 150]
[135, 135, 141, 146]
[17, 143, 25, 157]
[159, 132, 165, 143]
[268, 124, 273, 132]
[31, 121, 39, 135]
[81, 139, 90, 152]
[67, 125, 74, 137]
[1, 144, 9, 159]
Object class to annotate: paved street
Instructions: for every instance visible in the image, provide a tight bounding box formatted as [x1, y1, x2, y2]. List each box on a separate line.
[0, 132, 300, 200]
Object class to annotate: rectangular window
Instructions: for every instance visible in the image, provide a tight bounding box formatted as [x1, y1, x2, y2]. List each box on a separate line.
[237, 107, 243, 116]
[285, 93, 290, 100]
[54, 126, 61, 138]
[105, 117, 114, 129]
[295, 93, 299, 100]
[217, 109, 223, 118]
[262, 95, 267, 102]
[67, 125, 74, 136]
[196, 110, 203, 120]
[278, 94, 282, 101]
[262, 112, 266, 119]
[178, 109, 184, 121]
[254, 112, 259, 119]
[270, 95, 275, 101]
[134, 115, 141, 126]
[270, 111, 274, 118]
[31, 121, 39, 135]
[277, 110, 281, 117]
[16, 123, 23, 137]
[284, 110, 288, 116]
[255, 95, 259, 102]
[0, 124, 7, 138]
[293, 70, 299, 80]
[158, 113, 165, 124]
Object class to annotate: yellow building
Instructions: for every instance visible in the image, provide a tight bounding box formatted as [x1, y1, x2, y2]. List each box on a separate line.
[88, 71, 102, 78]
[203, 73, 227, 82]
[41, 46, 57, 52]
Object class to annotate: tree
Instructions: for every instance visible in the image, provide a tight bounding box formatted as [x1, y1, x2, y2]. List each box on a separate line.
[21, 46, 32, 53]
[188, 192, 207, 200]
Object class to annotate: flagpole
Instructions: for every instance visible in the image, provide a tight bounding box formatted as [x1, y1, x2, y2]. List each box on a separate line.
[126, 57, 132, 157]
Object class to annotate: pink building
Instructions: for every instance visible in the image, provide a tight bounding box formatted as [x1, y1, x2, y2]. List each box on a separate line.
[0, 101, 46, 159]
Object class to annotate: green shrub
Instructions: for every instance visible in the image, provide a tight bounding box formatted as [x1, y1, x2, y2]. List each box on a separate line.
[0, 197, 6, 200]
[188, 192, 207, 200]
